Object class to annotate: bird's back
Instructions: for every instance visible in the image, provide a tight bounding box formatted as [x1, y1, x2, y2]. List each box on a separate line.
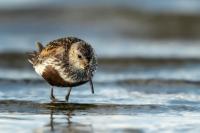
[28, 37, 81, 65]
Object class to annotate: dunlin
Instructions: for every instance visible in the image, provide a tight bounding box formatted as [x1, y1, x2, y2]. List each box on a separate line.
[28, 37, 97, 102]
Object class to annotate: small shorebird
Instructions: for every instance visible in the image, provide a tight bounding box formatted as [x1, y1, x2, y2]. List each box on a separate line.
[28, 37, 97, 102]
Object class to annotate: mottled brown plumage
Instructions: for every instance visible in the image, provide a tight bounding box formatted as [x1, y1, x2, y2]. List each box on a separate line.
[28, 37, 97, 102]
[42, 65, 87, 87]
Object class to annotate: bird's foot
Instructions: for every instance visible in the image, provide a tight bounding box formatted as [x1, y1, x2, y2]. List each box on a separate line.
[65, 96, 70, 103]
[50, 95, 58, 103]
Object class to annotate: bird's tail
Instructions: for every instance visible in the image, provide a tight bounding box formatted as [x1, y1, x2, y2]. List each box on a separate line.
[27, 42, 44, 65]
[27, 51, 37, 64]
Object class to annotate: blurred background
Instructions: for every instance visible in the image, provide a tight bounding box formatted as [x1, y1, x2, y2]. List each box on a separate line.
[1, 0, 200, 133]
[1, 0, 200, 56]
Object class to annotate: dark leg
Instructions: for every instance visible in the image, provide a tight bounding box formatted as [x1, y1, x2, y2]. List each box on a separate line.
[50, 87, 57, 102]
[65, 87, 72, 102]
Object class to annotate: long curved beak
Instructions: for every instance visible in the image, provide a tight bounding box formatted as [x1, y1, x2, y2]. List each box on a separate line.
[89, 77, 94, 94]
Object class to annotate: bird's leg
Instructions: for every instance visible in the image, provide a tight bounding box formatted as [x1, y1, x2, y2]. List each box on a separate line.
[65, 87, 72, 102]
[50, 87, 57, 102]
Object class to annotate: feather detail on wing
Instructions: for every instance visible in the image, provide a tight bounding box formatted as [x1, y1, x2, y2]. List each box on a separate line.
[38, 37, 80, 58]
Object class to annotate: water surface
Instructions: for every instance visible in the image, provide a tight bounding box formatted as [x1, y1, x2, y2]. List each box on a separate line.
[1, 1, 200, 133]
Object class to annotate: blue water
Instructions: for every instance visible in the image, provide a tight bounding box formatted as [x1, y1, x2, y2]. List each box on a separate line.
[1, 0, 200, 14]
[0, 1, 200, 133]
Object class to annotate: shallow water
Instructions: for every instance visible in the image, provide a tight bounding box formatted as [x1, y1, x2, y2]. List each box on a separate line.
[1, 55, 200, 133]
[2, 38, 200, 133]
[1, 1, 200, 133]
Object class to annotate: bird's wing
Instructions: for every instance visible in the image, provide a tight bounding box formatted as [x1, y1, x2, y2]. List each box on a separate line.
[39, 37, 82, 58]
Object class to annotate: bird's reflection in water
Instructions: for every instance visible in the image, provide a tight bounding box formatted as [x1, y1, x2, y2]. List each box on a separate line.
[49, 109, 73, 132]
[35, 108, 93, 133]
[49, 110, 55, 131]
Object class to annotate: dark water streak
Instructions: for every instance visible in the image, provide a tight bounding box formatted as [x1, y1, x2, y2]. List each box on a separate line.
[0, 100, 199, 115]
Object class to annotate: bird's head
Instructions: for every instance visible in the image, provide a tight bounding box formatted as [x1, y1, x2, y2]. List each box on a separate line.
[69, 40, 97, 94]
[68, 41, 97, 74]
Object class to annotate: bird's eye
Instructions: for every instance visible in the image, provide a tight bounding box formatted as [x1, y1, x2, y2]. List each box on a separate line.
[78, 55, 82, 59]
